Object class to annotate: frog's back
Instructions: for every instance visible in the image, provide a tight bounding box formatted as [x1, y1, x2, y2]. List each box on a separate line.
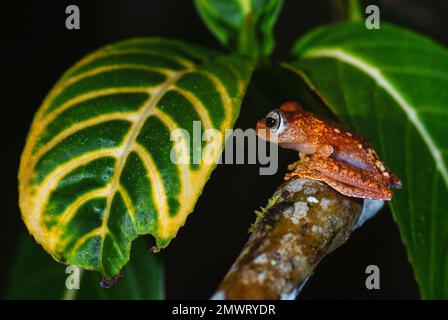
[305, 111, 402, 188]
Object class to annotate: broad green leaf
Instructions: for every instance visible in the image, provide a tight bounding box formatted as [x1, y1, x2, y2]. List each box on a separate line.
[19, 37, 252, 277]
[5, 233, 163, 299]
[194, 0, 283, 61]
[284, 22, 448, 298]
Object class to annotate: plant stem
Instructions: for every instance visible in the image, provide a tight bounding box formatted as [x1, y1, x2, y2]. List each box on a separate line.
[347, 0, 363, 22]
[62, 269, 84, 300]
[213, 178, 383, 300]
[332, 0, 363, 22]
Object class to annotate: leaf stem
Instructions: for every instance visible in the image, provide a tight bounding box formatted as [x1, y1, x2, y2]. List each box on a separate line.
[347, 0, 363, 22]
[62, 269, 84, 300]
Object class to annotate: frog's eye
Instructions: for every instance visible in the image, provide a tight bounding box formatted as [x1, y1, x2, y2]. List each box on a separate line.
[264, 109, 285, 134]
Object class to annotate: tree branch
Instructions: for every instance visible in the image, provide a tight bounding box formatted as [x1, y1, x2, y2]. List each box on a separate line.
[213, 178, 383, 300]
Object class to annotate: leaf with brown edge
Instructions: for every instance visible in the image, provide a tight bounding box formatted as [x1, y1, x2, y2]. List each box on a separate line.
[19, 37, 253, 277]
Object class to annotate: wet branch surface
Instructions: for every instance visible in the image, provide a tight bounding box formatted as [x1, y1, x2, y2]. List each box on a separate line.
[214, 178, 368, 300]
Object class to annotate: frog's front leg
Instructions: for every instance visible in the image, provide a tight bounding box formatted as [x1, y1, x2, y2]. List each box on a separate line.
[285, 145, 333, 179]
[287, 151, 309, 171]
[285, 145, 392, 200]
[285, 146, 331, 178]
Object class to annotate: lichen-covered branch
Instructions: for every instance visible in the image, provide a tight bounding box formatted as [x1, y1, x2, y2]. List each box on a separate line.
[213, 178, 382, 300]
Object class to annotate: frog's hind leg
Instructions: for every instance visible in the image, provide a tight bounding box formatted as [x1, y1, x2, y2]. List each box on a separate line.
[308, 156, 390, 192]
[286, 167, 391, 200]
[285, 157, 392, 200]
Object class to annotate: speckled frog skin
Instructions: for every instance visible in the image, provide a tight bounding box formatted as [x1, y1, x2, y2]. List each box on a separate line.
[256, 102, 402, 200]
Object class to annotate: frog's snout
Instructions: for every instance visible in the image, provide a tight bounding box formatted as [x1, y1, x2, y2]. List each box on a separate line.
[256, 118, 266, 131]
[255, 118, 269, 140]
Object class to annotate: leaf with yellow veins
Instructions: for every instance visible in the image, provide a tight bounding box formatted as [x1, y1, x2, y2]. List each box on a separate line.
[19, 37, 253, 277]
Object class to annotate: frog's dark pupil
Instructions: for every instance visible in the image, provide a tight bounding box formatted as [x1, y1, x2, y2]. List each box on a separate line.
[265, 117, 277, 128]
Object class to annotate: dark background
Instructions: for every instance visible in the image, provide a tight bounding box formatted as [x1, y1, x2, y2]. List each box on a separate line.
[2, 0, 447, 299]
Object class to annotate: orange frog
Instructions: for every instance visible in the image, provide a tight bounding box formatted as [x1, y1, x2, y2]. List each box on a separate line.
[256, 102, 402, 200]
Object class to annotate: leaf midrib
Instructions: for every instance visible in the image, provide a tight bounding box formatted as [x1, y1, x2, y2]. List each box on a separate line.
[98, 68, 189, 271]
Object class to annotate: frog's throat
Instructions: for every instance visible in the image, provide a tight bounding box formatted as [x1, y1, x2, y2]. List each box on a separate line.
[279, 142, 316, 154]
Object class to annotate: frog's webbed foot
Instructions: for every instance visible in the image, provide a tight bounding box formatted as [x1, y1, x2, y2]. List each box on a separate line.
[286, 152, 309, 172]
[287, 160, 303, 172]
[287, 161, 300, 172]
[285, 159, 309, 180]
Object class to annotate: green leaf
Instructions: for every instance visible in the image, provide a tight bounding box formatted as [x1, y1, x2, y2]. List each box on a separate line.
[5, 233, 163, 299]
[18, 37, 252, 277]
[283, 22, 448, 299]
[194, 0, 283, 61]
